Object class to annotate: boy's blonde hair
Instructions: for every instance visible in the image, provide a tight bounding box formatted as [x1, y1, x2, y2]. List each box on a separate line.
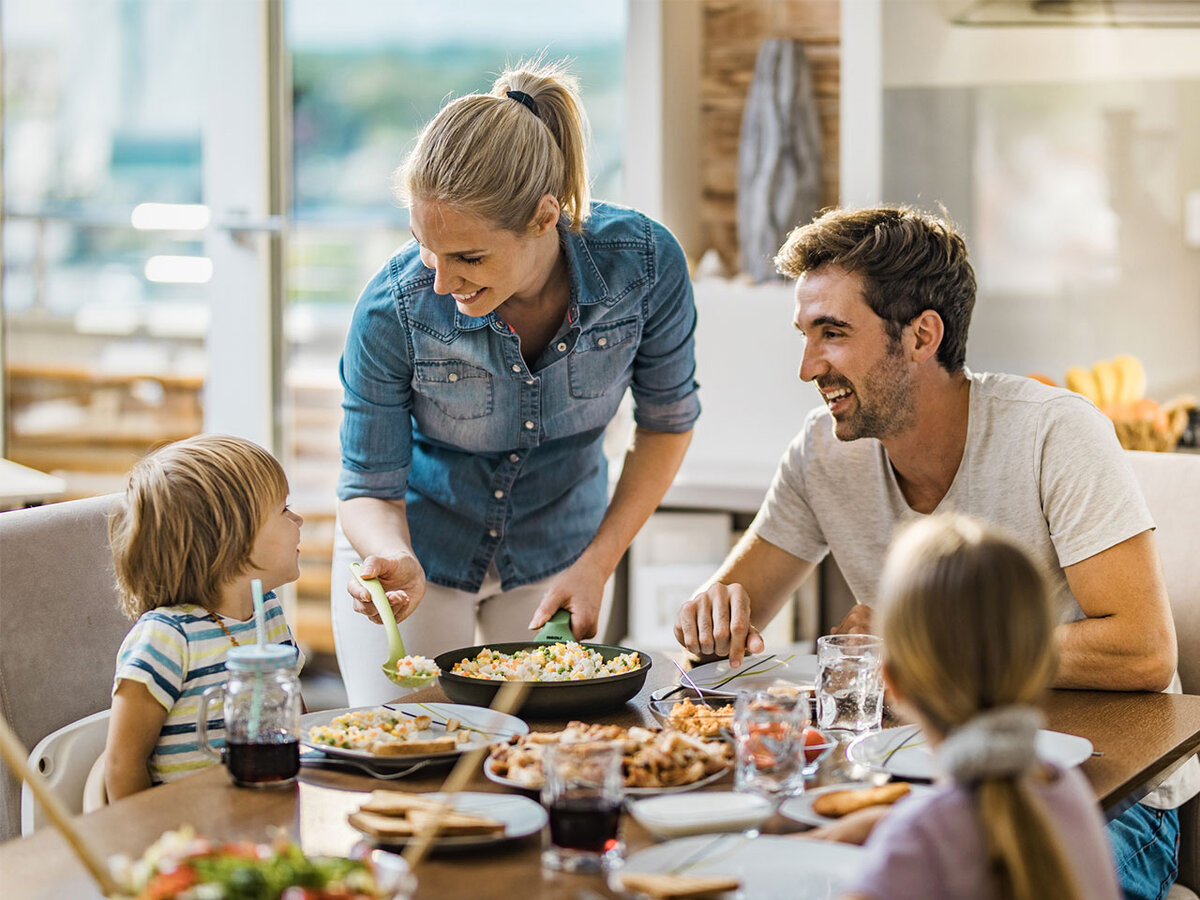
[110, 434, 289, 619]
[878, 515, 1082, 900]
[395, 57, 591, 235]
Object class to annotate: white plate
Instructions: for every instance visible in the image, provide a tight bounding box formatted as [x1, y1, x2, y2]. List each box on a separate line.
[614, 833, 865, 899]
[482, 756, 731, 797]
[302, 703, 528, 766]
[350, 791, 547, 849]
[628, 791, 772, 839]
[846, 724, 1094, 780]
[683, 652, 819, 695]
[779, 781, 937, 828]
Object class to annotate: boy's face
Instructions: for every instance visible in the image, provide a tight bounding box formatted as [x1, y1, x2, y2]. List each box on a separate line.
[248, 497, 304, 591]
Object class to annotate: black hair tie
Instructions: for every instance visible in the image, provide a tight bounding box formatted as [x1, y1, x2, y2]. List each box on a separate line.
[506, 89, 540, 119]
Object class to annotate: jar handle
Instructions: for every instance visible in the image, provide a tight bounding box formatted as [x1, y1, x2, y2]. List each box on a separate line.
[197, 684, 226, 762]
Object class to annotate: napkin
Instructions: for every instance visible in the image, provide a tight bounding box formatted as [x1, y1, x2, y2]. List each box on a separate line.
[617, 872, 741, 899]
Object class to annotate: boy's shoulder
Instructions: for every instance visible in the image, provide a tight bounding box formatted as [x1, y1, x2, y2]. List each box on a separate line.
[134, 604, 213, 634]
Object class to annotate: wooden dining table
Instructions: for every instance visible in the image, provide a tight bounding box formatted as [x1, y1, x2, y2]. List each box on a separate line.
[4, 650, 1200, 899]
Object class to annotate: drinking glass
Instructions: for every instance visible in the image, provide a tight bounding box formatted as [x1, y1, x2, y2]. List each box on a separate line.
[731, 691, 811, 805]
[815, 634, 884, 737]
[540, 741, 624, 873]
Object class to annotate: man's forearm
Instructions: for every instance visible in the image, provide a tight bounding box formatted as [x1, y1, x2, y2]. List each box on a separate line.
[1054, 616, 1176, 691]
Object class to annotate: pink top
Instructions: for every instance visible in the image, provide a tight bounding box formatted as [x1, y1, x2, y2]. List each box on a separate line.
[845, 766, 1120, 900]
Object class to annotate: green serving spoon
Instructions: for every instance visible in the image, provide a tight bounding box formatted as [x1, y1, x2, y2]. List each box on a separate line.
[350, 562, 438, 689]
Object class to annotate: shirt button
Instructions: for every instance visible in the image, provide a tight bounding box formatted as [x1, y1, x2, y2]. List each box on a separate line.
[524, 421, 534, 430]
[511, 364, 521, 373]
[556, 342, 567, 352]
[494, 490, 504, 500]
[489, 529, 499, 538]
[597, 337, 608, 347]
[448, 373, 458, 382]
[509, 453, 519, 463]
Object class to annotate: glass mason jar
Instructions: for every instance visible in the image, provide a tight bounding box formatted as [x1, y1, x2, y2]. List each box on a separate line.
[197, 644, 302, 787]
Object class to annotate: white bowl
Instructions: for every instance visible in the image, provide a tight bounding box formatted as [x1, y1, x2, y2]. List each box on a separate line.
[627, 791, 772, 840]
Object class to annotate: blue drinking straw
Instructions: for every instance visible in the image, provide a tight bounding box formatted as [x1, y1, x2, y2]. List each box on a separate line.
[248, 579, 266, 737]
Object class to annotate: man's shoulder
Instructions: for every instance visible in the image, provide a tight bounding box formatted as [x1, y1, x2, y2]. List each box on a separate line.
[970, 371, 1106, 425]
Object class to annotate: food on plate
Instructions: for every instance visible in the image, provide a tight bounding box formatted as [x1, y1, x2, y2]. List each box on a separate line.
[308, 707, 471, 755]
[108, 825, 389, 899]
[811, 782, 911, 818]
[392, 655, 438, 680]
[449, 641, 642, 681]
[487, 721, 731, 790]
[664, 697, 734, 737]
[617, 872, 742, 899]
[350, 792, 505, 839]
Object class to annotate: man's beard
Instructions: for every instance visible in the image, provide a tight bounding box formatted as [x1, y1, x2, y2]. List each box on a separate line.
[828, 340, 917, 442]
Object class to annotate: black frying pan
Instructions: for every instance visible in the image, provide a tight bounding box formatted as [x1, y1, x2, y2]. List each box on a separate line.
[433, 610, 652, 718]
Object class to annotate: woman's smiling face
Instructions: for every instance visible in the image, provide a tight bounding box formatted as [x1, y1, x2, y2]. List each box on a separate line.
[409, 199, 548, 318]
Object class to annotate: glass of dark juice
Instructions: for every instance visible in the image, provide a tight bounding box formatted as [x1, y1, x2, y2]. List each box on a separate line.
[541, 741, 624, 873]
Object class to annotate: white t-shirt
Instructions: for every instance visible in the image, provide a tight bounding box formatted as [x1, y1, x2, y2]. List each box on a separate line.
[750, 370, 1197, 809]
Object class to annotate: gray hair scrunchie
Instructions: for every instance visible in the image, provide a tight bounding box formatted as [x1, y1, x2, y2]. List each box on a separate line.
[936, 705, 1045, 783]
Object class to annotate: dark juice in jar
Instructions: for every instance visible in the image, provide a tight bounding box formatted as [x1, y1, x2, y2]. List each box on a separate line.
[226, 740, 300, 785]
[547, 797, 621, 851]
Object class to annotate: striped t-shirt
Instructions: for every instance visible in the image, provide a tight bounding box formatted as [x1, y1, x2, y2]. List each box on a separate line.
[112, 594, 303, 784]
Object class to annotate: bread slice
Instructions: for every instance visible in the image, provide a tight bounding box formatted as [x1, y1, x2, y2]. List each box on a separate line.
[617, 872, 741, 898]
[359, 790, 448, 815]
[349, 808, 504, 838]
[811, 782, 911, 818]
[369, 735, 458, 756]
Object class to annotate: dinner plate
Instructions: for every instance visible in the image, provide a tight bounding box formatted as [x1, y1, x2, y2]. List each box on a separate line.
[846, 724, 1094, 780]
[779, 781, 937, 828]
[627, 791, 773, 839]
[482, 756, 731, 797]
[614, 833, 865, 899]
[301, 703, 529, 767]
[350, 791, 547, 849]
[682, 651, 819, 695]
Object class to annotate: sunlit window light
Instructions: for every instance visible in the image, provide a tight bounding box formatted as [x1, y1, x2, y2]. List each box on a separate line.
[131, 202, 211, 231]
[144, 255, 213, 284]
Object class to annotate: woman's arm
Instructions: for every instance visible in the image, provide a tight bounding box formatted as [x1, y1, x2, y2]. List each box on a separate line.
[528, 426, 692, 638]
[338, 496, 427, 624]
[104, 680, 168, 801]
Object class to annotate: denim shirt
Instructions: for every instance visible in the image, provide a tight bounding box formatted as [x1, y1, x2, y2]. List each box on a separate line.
[338, 202, 701, 592]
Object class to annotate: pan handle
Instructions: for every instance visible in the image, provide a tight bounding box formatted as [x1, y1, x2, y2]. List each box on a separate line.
[532, 608, 575, 643]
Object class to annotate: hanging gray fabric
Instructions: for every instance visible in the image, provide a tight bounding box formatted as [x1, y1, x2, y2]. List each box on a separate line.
[737, 39, 823, 283]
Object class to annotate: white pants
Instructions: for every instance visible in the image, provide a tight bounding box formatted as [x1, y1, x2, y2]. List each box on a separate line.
[330, 521, 613, 707]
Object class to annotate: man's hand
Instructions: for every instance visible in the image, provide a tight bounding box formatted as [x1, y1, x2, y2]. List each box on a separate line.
[349, 553, 427, 624]
[527, 556, 607, 640]
[674, 583, 766, 668]
[831, 603, 874, 635]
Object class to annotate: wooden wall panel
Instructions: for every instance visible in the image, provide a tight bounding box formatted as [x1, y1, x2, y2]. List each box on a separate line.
[700, 0, 841, 274]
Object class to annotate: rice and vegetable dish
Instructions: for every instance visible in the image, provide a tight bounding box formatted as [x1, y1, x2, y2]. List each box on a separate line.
[449, 641, 641, 681]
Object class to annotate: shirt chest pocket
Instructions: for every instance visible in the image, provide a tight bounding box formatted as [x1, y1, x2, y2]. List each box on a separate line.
[413, 360, 494, 420]
[568, 317, 639, 399]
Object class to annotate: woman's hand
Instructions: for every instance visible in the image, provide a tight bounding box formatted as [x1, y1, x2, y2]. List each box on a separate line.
[349, 554, 427, 624]
[527, 556, 607, 640]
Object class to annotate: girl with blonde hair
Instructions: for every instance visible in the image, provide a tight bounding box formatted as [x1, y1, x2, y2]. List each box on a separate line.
[105, 434, 304, 800]
[333, 58, 699, 705]
[825, 514, 1119, 900]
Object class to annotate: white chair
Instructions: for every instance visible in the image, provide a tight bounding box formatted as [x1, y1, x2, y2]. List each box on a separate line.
[19, 709, 111, 835]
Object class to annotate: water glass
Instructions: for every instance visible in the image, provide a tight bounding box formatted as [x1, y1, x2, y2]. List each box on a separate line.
[541, 741, 624, 873]
[816, 634, 884, 737]
[731, 691, 810, 805]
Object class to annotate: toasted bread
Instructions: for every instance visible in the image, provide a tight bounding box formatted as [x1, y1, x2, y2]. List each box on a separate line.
[369, 735, 458, 756]
[618, 872, 741, 898]
[348, 809, 504, 838]
[811, 782, 911, 818]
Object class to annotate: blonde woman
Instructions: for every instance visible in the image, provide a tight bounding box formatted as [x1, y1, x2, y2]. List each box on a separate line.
[821, 515, 1119, 900]
[333, 58, 698, 705]
[104, 435, 304, 800]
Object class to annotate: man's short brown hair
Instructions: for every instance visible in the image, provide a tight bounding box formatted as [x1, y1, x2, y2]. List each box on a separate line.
[775, 205, 977, 372]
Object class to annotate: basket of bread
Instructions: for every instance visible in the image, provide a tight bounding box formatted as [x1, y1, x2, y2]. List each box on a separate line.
[1030, 354, 1196, 452]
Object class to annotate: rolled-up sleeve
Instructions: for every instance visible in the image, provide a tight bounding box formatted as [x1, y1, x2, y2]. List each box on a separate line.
[337, 263, 415, 500]
[630, 222, 701, 433]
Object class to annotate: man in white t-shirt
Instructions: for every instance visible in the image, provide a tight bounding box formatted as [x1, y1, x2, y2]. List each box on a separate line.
[673, 206, 1194, 900]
